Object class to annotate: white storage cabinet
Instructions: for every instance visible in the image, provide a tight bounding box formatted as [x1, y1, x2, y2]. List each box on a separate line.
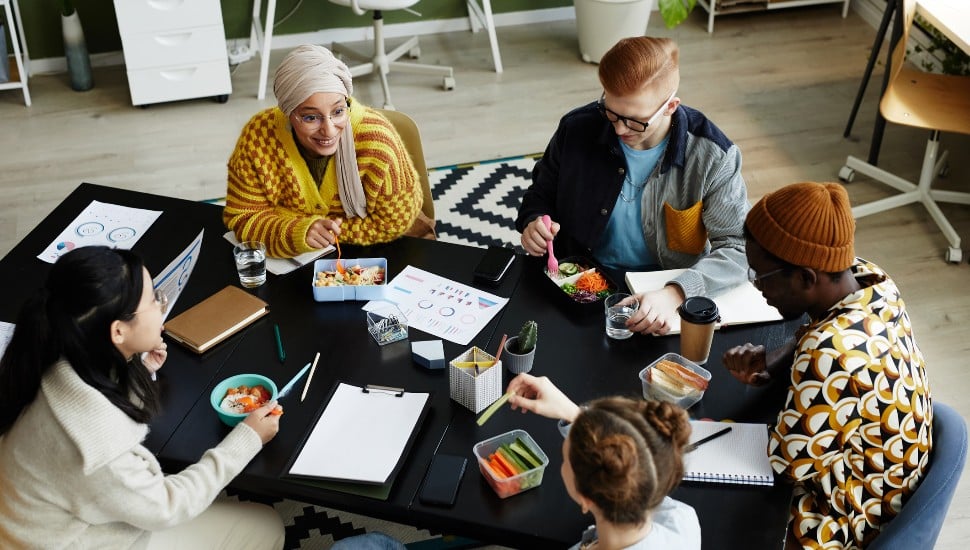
[113, 0, 231, 106]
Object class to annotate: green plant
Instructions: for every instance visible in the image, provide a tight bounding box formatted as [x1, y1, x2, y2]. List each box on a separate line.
[658, 0, 697, 29]
[912, 16, 970, 76]
[516, 321, 537, 354]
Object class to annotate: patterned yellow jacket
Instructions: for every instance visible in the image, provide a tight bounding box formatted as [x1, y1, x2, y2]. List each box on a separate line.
[769, 258, 932, 549]
[224, 102, 421, 256]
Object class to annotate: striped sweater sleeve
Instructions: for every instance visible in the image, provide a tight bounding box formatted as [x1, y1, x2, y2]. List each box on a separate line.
[337, 108, 421, 245]
[224, 108, 324, 258]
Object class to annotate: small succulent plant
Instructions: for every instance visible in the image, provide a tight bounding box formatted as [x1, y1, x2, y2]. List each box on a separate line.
[516, 320, 537, 354]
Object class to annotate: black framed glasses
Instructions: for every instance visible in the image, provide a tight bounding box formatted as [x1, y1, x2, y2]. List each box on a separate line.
[293, 99, 351, 130]
[597, 89, 676, 132]
[747, 267, 786, 287]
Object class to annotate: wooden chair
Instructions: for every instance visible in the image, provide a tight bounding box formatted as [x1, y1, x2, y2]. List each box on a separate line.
[377, 108, 435, 226]
[868, 401, 967, 550]
[839, 0, 970, 263]
[329, 0, 455, 110]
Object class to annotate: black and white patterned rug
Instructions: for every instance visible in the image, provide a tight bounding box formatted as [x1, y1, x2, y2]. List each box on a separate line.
[429, 154, 539, 250]
[217, 155, 538, 549]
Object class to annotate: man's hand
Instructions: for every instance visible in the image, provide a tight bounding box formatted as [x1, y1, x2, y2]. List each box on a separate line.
[722, 343, 772, 386]
[626, 285, 684, 335]
[520, 216, 559, 257]
[306, 218, 342, 249]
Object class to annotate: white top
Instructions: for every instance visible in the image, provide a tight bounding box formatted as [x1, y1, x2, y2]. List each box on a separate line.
[569, 497, 702, 550]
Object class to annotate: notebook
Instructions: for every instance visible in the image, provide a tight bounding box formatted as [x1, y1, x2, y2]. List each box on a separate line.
[624, 269, 782, 334]
[682, 421, 774, 486]
[163, 285, 269, 354]
[286, 382, 431, 485]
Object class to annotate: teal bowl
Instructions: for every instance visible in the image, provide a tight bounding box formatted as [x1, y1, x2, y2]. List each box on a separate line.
[210, 373, 278, 427]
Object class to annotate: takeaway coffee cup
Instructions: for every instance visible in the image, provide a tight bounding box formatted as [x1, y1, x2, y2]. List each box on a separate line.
[677, 296, 719, 365]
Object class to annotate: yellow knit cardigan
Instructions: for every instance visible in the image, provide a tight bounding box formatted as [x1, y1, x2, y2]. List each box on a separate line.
[224, 102, 421, 256]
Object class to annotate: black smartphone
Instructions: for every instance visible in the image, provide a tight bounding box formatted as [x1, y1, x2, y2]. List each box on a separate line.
[418, 454, 467, 507]
[473, 246, 515, 283]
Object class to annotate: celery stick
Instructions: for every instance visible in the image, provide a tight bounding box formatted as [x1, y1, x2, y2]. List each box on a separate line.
[476, 391, 515, 426]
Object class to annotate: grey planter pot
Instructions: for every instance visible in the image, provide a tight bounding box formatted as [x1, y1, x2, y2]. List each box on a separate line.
[503, 336, 536, 374]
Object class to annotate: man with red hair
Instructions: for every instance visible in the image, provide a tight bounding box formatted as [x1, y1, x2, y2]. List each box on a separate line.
[517, 37, 749, 335]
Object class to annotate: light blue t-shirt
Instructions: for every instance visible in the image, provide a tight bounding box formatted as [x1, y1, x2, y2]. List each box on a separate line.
[568, 497, 702, 550]
[594, 135, 669, 273]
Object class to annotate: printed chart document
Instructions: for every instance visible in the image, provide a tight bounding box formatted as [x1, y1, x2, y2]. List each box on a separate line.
[38, 201, 162, 263]
[0, 321, 14, 360]
[625, 269, 782, 334]
[287, 382, 431, 484]
[683, 421, 774, 486]
[364, 265, 509, 345]
[223, 231, 334, 275]
[152, 230, 204, 321]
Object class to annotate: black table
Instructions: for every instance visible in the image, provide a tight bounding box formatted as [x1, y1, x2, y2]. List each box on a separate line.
[1, 183, 795, 549]
[409, 256, 796, 549]
[0, 183, 245, 452]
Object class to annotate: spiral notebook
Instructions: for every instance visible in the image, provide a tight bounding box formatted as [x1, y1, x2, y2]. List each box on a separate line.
[682, 421, 774, 486]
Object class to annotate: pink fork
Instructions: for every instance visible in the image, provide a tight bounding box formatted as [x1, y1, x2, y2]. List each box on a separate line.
[541, 215, 559, 277]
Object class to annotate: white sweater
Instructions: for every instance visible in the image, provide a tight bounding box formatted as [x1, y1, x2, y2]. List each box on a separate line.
[0, 360, 263, 549]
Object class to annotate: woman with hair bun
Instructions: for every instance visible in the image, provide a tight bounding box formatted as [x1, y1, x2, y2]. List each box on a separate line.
[506, 373, 700, 549]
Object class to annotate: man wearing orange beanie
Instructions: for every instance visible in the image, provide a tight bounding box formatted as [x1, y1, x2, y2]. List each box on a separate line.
[723, 182, 932, 549]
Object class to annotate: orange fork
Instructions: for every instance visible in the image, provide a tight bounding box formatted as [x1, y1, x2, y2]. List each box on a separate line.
[334, 235, 345, 275]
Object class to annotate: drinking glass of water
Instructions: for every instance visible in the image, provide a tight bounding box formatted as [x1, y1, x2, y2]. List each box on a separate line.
[604, 293, 638, 340]
[233, 241, 267, 288]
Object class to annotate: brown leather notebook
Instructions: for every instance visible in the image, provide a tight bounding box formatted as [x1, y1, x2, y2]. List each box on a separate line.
[164, 286, 269, 354]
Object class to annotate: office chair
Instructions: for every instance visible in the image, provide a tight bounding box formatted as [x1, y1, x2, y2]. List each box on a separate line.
[0, 0, 30, 106]
[329, 0, 455, 110]
[868, 401, 968, 550]
[838, 0, 970, 263]
[377, 108, 436, 236]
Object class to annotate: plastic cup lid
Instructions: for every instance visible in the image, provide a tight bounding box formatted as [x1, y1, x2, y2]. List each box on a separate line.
[677, 296, 719, 324]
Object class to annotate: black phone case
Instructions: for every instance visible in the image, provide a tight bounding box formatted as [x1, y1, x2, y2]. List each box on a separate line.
[473, 246, 515, 283]
[418, 454, 467, 506]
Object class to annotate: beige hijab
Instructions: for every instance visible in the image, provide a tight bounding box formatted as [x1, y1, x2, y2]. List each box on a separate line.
[274, 45, 367, 219]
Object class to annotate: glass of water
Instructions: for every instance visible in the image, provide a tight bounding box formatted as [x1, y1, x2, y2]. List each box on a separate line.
[233, 241, 267, 288]
[604, 293, 639, 340]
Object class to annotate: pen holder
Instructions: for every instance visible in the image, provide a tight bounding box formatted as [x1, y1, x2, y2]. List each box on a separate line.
[366, 302, 409, 345]
[449, 346, 502, 413]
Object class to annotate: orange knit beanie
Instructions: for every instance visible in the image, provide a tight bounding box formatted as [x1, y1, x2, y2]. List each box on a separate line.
[745, 182, 855, 272]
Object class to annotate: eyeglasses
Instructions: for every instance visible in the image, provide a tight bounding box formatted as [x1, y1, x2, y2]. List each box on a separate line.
[747, 267, 787, 287]
[293, 104, 350, 130]
[132, 289, 168, 316]
[597, 90, 677, 133]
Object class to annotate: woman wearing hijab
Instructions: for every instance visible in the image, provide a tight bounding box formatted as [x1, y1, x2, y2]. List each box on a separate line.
[224, 45, 430, 258]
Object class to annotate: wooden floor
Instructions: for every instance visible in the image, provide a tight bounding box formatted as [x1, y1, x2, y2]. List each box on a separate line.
[1, 5, 968, 547]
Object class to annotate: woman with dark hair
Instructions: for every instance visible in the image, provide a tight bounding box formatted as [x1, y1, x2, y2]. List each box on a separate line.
[0, 246, 284, 549]
[507, 373, 701, 549]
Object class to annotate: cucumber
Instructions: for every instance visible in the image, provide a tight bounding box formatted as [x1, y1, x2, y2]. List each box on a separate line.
[558, 262, 579, 276]
[499, 444, 531, 473]
[510, 439, 543, 469]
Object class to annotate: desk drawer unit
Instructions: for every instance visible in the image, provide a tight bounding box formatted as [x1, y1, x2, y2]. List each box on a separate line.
[113, 0, 231, 106]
